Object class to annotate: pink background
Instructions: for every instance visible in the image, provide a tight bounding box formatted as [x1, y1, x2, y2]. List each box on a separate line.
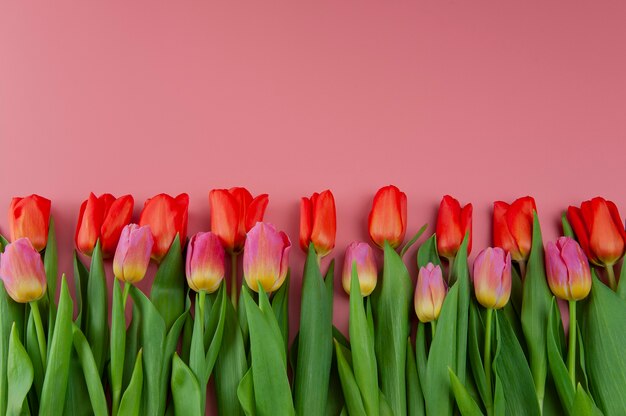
[1, 1, 626, 412]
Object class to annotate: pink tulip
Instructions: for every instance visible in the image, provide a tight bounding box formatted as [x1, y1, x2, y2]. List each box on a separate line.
[113, 224, 154, 284]
[414, 263, 447, 322]
[186, 232, 225, 293]
[0, 238, 47, 303]
[473, 247, 512, 309]
[243, 222, 291, 293]
[545, 237, 592, 301]
[342, 242, 378, 296]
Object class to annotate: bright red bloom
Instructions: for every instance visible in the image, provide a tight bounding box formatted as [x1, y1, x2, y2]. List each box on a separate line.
[567, 197, 626, 266]
[209, 188, 268, 253]
[9, 194, 51, 252]
[368, 185, 407, 249]
[139, 193, 189, 262]
[300, 190, 336, 257]
[75, 193, 134, 257]
[493, 196, 536, 262]
[436, 195, 472, 258]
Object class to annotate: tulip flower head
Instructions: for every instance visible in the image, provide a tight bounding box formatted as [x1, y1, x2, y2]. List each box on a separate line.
[567, 197, 626, 266]
[368, 185, 407, 249]
[243, 222, 291, 293]
[436, 195, 472, 259]
[300, 190, 336, 257]
[414, 263, 447, 322]
[186, 232, 225, 294]
[75, 193, 134, 257]
[342, 242, 378, 296]
[0, 238, 47, 303]
[493, 196, 536, 262]
[209, 188, 269, 254]
[545, 237, 592, 301]
[139, 193, 189, 262]
[473, 247, 512, 310]
[9, 194, 51, 252]
[113, 224, 154, 284]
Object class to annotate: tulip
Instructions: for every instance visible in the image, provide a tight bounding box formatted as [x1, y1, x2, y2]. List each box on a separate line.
[493, 196, 536, 263]
[545, 237, 592, 301]
[113, 224, 154, 284]
[186, 232, 225, 294]
[300, 190, 336, 257]
[473, 247, 511, 310]
[139, 193, 189, 262]
[414, 263, 447, 323]
[436, 195, 472, 259]
[75, 193, 134, 257]
[243, 222, 291, 293]
[342, 242, 377, 296]
[9, 194, 51, 252]
[209, 188, 269, 253]
[0, 238, 47, 303]
[368, 185, 407, 249]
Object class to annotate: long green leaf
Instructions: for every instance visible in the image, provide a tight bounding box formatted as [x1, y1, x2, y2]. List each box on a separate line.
[25, 312, 43, 412]
[6, 323, 32, 416]
[453, 233, 470, 385]
[449, 368, 484, 416]
[171, 353, 202, 416]
[204, 284, 227, 380]
[150, 235, 185, 331]
[72, 252, 89, 328]
[0, 281, 25, 415]
[335, 342, 367, 416]
[85, 240, 108, 377]
[546, 298, 575, 414]
[417, 234, 442, 268]
[237, 368, 256, 416]
[158, 303, 189, 416]
[468, 301, 487, 408]
[407, 338, 425, 416]
[118, 350, 144, 416]
[72, 324, 108, 416]
[111, 279, 126, 416]
[271, 273, 290, 355]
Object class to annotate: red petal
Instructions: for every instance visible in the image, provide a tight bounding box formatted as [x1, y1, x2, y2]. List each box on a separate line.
[436, 195, 462, 258]
[567, 206, 596, 264]
[100, 195, 134, 257]
[493, 201, 521, 260]
[299, 197, 312, 253]
[506, 196, 535, 260]
[310, 190, 336, 256]
[209, 189, 239, 251]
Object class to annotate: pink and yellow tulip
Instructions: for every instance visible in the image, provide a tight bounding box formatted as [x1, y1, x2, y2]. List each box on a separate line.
[473, 247, 512, 310]
[414, 263, 447, 322]
[113, 224, 154, 284]
[0, 238, 47, 303]
[243, 222, 291, 293]
[186, 232, 225, 293]
[342, 241, 377, 296]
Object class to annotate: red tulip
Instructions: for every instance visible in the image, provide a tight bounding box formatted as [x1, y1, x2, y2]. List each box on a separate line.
[300, 190, 336, 257]
[368, 185, 407, 249]
[436, 195, 472, 258]
[139, 193, 189, 262]
[209, 188, 268, 253]
[75, 193, 134, 257]
[567, 197, 626, 266]
[493, 196, 536, 262]
[9, 194, 51, 252]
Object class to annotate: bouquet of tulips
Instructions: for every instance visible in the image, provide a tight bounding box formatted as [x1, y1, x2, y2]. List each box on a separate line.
[0, 188, 625, 416]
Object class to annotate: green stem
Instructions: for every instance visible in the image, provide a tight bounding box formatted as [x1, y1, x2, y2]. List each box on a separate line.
[122, 282, 131, 309]
[605, 264, 617, 291]
[431, 320, 437, 339]
[518, 259, 527, 280]
[230, 252, 238, 309]
[567, 300, 577, 387]
[30, 301, 47, 369]
[484, 308, 494, 416]
[447, 255, 456, 284]
[198, 290, 206, 329]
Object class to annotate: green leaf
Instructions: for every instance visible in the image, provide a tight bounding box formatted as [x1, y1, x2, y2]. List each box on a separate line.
[64, 347, 92, 416]
[6, 323, 33, 416]
[452, 233, 470, 385]
[571, 384, 601, 416]
[546, 298, 575, 414]
[374, 241, 411, 415]
[25, 312, 43, 411]
[449, 368, 484, 416]
[237, 368, 256, 416]
[118, 350, 143, 416]
[44, 217, 58, 308]
[617, 257, 626, 301]
[243, 287, 294, 416]
[582, 273, 626, 415]
[189, 293, 207, 410]
[334, 342, 367, 416]
[85, 240, 108, 377]
[0, 281, 25, 415]
[350, 265, 379, 416]
[407, 338, 425, 416]
[151, 234, 185, 331]
[203, 284, 227, 380]
[111, 279, 126, 416]
[122, 302, 140, 388]
[468, 301, 487, 408]
[72, 252, 89, 328]
[40, 277, 73, 414]
[415, 323, 427, 385]
[400, 224, 428, 258]
[562, 213, 574, 238]
[159, 302, 189, 415]
[521, 212, 552, 408]
[271, 272, 290, 355]
[417, 234, 442, 268]
[72, 324, 108, 416]
[294, 245, 333, 416]
[493, 311, 541, 415]
[171, 353, 202, 416]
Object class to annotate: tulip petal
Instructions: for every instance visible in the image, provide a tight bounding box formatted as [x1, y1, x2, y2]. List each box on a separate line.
[589, 198, 625, 265]
[244, 194, 269, 232]
[310, 190, 336, 257]
[100, 195, 134, 257]
[436, 195, 463, 258]
[299, 197, 313, 253]
[210, 189, 239, 251]
[506, 196, 535, 260]
[9, 195, 51, 252]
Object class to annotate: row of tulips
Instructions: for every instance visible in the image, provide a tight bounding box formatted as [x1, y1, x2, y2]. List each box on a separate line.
[1, 188, 625, 415]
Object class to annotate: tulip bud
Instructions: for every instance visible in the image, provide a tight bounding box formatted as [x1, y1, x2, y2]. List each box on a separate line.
[139, 193, 189, 262]
[0, 238, 47, 303]
[414, 263, 447, 322]
[300, 190, 336, 257]
[567, 197, 626, 266]
[342, 242, 377, 296]
[209, 188, 269, 253]
[436, 195, 472, 258]
[186, 232, 225, 293]
[113, 224, 154, 284]
[368, 185, 407, 249]
[243, 222, 291, 293]
[473, 247, 512, 309]
[545, 237, 592, 301]
[493, 196, 536, 262]
[75, 193, 134, 257]
[9, 195, 51, 252]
